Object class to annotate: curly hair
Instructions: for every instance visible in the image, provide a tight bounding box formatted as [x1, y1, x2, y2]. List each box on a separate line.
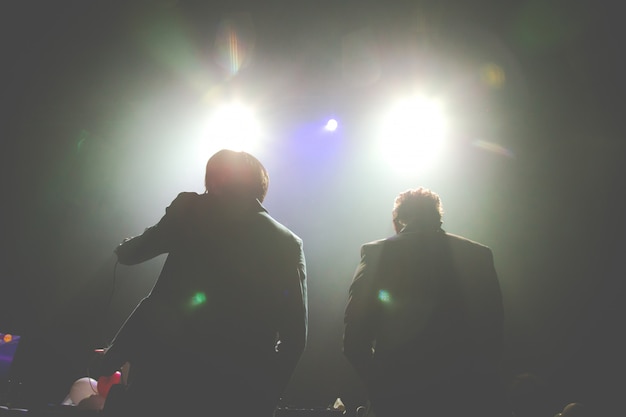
[204, 149, 270, 202]
[392, 187, 443, 232]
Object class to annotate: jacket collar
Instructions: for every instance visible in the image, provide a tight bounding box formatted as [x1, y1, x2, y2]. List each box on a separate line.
[399, 224, 444, 235]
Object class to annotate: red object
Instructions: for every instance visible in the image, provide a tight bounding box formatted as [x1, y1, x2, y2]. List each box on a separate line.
[97, 371, 121, 398]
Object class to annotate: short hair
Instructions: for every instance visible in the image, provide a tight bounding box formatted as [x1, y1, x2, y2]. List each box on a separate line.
[204, 149, 269, 202]
[392, 187, 443, 231]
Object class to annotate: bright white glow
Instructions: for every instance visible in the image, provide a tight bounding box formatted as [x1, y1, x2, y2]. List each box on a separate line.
[325, 119, 338, 131]
[203, 102, 262, 153]
[378, 96, 447, 173]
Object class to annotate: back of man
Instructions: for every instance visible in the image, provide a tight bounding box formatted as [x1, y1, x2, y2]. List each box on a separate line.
[126, 194, 306, 416]
[343, 188, 504, 417]
[102, 150, 307, 417]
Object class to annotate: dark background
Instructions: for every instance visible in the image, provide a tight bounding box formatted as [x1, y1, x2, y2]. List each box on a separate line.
[2, 1, 625, 414]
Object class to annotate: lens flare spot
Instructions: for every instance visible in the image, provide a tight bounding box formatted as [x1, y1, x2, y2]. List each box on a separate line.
[481, 63, 506, 88]
[3, 334, 13, 343]
[189, 292, 207, 308]
[76, 130, 91, 153]
[473, 139, 515, 158]
[325, 119, 338, 132]
[378, 290, 392, 304]
[215, 15, 256, 76]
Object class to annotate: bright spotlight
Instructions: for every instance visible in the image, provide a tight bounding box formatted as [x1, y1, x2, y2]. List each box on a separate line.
[325, 118, 338, 132]
[204, 102, 261, 153]
[378, 96, 447, 173]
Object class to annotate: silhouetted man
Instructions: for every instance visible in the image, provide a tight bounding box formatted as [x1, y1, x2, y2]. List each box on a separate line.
[343, 187, 504, 417]
[101, 149, 307, 417]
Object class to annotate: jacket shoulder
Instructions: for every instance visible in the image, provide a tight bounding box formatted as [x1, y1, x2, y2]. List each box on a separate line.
[168, 191, 203, 207]
[359, 238, 389, 258]
[164, 192, 209, 217]
[362, 237, 387, 248]
[445, 233, 491, 249]
[444, 233, 494, 260]
[361, 232, 492, 255]
[175, 191, 207, 204]
[256, 210, 303, 247]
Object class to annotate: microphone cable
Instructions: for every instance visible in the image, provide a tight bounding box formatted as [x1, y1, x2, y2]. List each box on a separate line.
[86, 257, 120, 385]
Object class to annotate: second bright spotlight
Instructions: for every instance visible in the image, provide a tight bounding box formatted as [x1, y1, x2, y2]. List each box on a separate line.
[377, 96, 448, 174]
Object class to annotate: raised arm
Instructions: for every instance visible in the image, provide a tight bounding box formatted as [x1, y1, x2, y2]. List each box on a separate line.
[114, 192, 195, 265]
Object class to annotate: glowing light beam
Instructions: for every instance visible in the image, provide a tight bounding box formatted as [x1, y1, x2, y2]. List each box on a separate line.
[377, 96, 448, 174]
[203, 102, 262, 153]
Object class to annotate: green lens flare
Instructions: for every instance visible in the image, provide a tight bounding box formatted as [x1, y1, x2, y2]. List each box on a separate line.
[190, 292, 207, 307]
[378, 290, 391, 304]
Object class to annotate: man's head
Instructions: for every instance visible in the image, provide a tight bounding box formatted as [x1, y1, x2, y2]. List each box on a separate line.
[204, 149, 269, 202]
[392, 187, 443, 233]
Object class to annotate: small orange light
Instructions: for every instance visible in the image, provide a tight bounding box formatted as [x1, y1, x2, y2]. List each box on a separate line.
[3, 334, 12, 343]
[481, 63, 506, 88]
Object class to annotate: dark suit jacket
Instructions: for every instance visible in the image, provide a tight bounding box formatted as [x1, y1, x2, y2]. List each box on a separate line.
[107, 192, 307, 412]
[343, 227, 503, 397]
